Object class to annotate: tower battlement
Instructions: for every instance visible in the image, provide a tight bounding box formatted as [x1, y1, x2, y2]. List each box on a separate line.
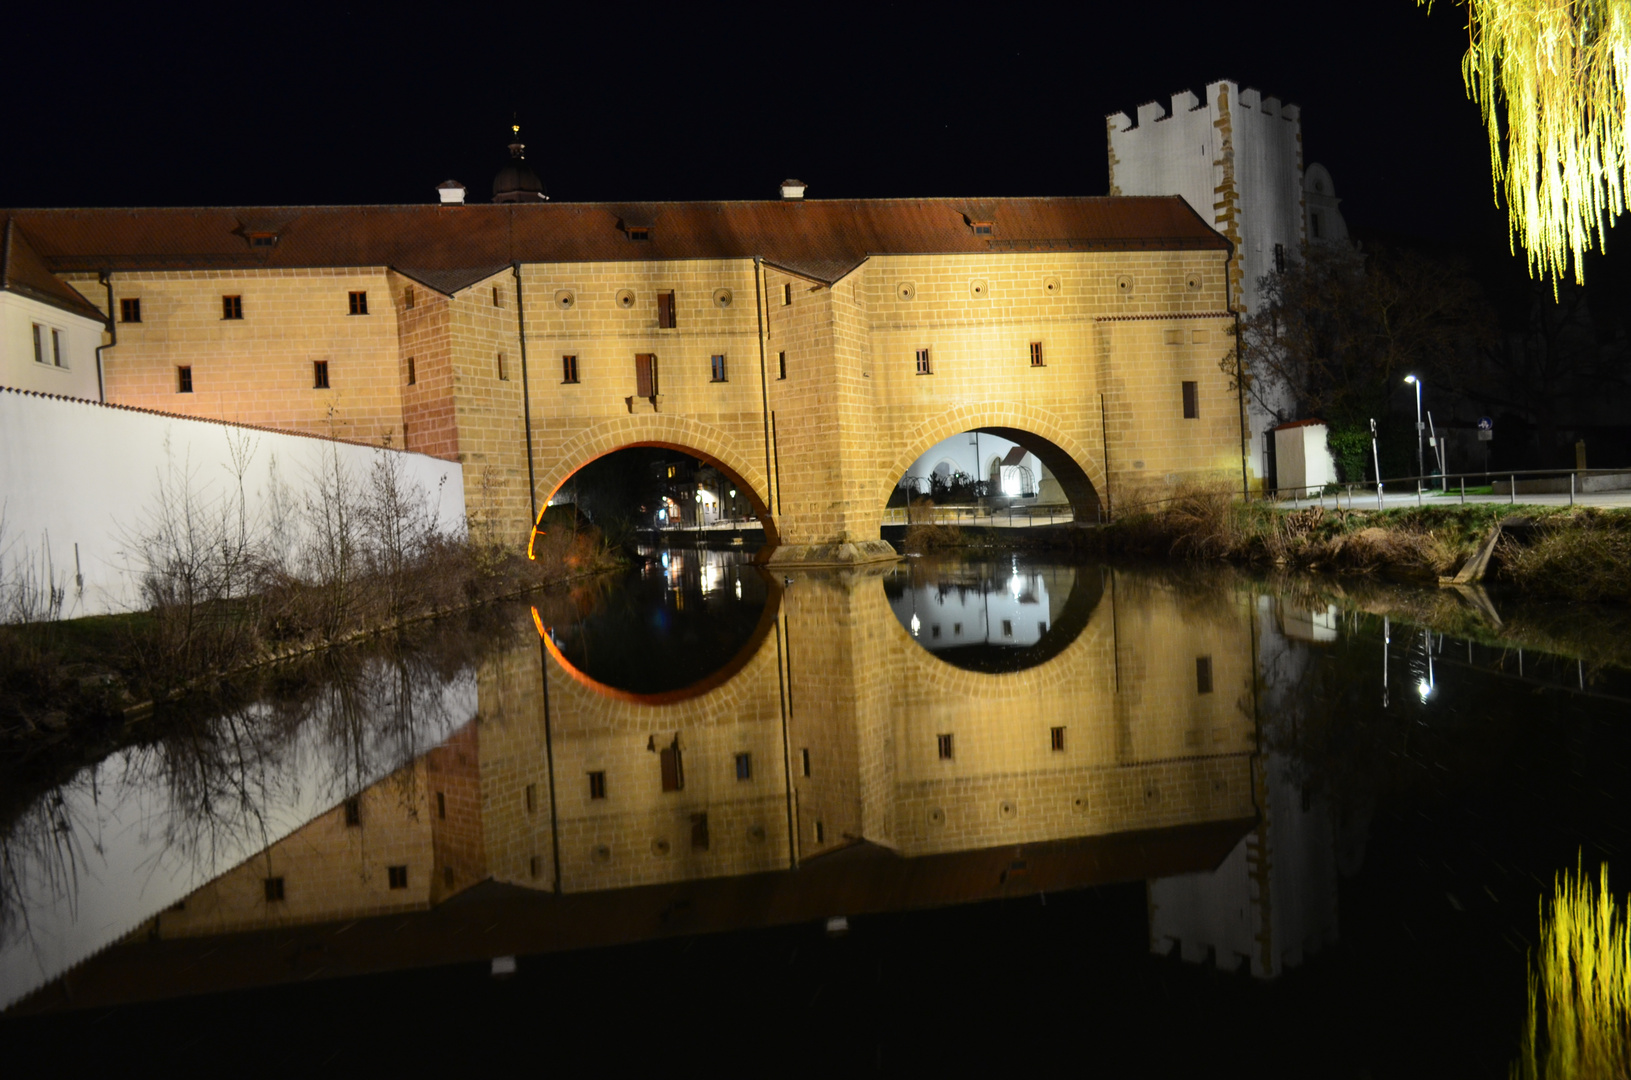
[1107, 80, 1300, 135]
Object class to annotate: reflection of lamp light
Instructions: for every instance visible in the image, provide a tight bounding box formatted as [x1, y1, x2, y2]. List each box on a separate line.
[1418, 678, 1435, 702]
[910, 613, 921, 636]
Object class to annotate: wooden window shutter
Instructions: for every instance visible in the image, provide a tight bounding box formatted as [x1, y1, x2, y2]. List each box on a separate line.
[636, 353, 657, 397]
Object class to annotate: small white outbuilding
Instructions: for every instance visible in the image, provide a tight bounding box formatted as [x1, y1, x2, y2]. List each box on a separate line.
[1273, 420, 1337, 498]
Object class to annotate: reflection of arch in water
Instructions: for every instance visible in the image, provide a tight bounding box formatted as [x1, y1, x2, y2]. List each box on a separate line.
[883, 403, 1104, 521]
[536, 573, 783, 706]
[534, 414, 779, 545]
[882, 559, 1105, 674]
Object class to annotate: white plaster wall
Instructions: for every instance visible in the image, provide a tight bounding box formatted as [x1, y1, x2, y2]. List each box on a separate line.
[0, 292, 104, 400]
[0, 389, 466, 619]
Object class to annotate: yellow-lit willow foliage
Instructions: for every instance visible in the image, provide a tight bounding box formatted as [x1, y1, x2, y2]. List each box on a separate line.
[1512, 859, 1631, 1079]
[1424, 1, 1631, 290]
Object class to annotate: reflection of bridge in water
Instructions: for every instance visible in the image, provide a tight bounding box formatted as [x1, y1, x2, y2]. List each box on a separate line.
[12, 564, 1308, 1011]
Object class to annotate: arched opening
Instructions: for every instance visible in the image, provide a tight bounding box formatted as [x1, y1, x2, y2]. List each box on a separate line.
[887, 427, 1101, 522]
[538, 443, 778, 547]
[881, 556, 1104, 672]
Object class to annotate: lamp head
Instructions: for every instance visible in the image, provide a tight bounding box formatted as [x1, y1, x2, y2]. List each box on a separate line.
[1404, 375, 1418, 385]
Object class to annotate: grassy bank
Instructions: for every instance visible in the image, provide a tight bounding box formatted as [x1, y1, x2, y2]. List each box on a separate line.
[1096, 486, 1631, 604]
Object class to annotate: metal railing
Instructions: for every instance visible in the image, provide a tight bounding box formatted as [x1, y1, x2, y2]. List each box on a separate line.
[880, 503, 1078, 527]
[1271, 466, 1631, 510]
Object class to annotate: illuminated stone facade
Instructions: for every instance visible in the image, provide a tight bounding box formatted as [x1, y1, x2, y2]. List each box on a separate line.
[7, 197, 1242, 560]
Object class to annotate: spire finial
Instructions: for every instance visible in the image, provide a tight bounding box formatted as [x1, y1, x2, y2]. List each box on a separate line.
[508, 123, 525, 160]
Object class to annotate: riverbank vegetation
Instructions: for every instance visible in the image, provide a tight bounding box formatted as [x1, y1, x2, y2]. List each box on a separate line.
[1099, 482, 1631, 603]
[0, 450, 619, 749]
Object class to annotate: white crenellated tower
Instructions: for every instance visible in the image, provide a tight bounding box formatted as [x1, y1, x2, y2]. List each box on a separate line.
[1108, 80, 1345, 487]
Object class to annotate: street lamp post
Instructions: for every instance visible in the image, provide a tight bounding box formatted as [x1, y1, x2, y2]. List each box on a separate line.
[1404, 375, 1424, 490]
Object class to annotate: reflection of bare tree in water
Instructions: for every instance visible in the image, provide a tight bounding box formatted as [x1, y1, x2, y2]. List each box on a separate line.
[0, 784, 92, 954]
[0, 618, 490, 957]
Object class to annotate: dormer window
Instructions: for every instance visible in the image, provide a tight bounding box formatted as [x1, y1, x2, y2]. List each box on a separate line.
[627, 227, 651, 241]
[970, 221, 994, 236]
[249, 232, 277, 248]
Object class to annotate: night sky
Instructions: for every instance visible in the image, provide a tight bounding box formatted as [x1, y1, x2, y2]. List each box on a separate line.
[11, 3, 1492, 243]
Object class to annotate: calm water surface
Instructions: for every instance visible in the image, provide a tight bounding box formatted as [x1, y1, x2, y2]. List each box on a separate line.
[3, 547, 1629, 1075]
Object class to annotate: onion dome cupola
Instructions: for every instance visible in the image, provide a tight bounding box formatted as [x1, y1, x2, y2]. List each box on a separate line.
[492, 125, 547, 204]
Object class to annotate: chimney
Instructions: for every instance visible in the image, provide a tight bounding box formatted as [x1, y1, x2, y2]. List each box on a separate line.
[779, 179, 807, 200]
[437, 180, 467, 205]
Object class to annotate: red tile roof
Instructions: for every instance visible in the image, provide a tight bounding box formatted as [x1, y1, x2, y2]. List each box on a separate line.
[1, 220, 107, 321]
[4, 196, 1227, 291]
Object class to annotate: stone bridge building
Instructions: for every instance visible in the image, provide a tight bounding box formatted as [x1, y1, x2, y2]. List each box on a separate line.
[5, 194, 1241, 561]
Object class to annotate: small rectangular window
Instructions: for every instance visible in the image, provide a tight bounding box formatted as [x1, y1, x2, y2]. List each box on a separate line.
[1029, 341, 1045, 367]
[971, 221, 994, 236]
[660, 741, 684, 792]
[406, 357, 416, 385]
[1002, 619, 1013, 637]
[404, 286, 415, 310]
[800, 748, 811, 777]
[344, 797, 361, 826]
[313, 360, 330, 389]
[387, 865, 408, 890]
[735, 752, 752, 781]
[588, 771, 607, 799]
[493, 285, 503, 308]
[691, 812, 710, 850]
[1051, 726, 1066, 752]
[777, 351, 787, 380]
[782, 283, 792, 306]
[915, 348, 932, 375]
[1196, 656, 1214, 694]
[178, 365, 193, 393]
[1182, 381, 1199, 420]
[222, 295, 243, 320]
[937, 733, 954, 760]
[525, 783, 537, 813]
[931, 625, 941, 639]
[264, 877, 285, 902]
[529, 855, 541, 879]
[120, 298, 142, 323]
[497, 352, 509, 380]
[1274, 242, 1286, 274]
[436, 791, 446, 819]
[250, 233, 276, 248]
[814, 821, 825, 843]
[31, 324, 44, 364]
[348, 291, 369, 316]
[710, 354, 727, 382]
[627, 227, 650, 241]
[562, 354, 579, 383]
[1311, 213, 1323, 240]
[953, 622, 962, 636]
[657, 290, 676, 329]
[50, 329, 64, 366]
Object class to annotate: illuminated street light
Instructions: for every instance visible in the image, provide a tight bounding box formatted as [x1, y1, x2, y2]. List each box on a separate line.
[1404, 375, 1424, 487]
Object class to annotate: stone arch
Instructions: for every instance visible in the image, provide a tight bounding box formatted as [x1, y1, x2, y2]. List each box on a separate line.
[882, 402, 1106, 522]
[538, 414, 778, 544]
